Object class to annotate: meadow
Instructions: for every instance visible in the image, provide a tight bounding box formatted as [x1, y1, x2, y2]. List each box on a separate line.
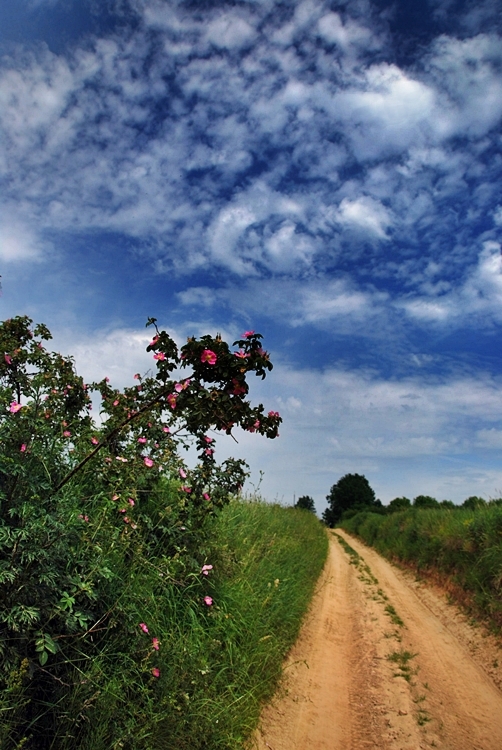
[340, 505, 502, 629]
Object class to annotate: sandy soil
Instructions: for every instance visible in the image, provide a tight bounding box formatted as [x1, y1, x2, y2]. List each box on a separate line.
[252, 529, 502, 750]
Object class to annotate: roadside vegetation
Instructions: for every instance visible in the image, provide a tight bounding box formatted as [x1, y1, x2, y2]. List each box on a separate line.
[0, 316, 327, 749]
[339, 505, 502, 628]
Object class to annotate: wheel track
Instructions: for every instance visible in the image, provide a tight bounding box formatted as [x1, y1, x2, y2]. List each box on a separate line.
[252, 529, 502, 750]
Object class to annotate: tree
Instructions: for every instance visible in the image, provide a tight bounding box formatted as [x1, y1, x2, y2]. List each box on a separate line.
[413, 495, 439, 508]
[388, 496, 411, 513]
[462, 496, 486, 510]
[322, 473, 376, 527]
[295, 495, 316, 512]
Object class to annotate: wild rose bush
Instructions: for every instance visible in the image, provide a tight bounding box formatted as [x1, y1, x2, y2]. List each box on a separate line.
[0, 316, 281, 748]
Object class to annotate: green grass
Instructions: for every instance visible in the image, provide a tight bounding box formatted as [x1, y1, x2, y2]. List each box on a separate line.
[1, 499, 328, 750]
[340, 506, 502, 628]
[387, 649, 418, 682]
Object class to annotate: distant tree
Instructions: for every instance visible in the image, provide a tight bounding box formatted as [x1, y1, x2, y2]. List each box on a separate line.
[295, 495, 316, 513]
[323, 473, 376, 527]
[388, 496, 411, 513]
[439, 500, 456, 509]
[462, 496, 486, 510]
[413, 495, 439, 509]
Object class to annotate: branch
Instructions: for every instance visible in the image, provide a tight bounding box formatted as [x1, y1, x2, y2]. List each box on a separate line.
[54, 386, 172, 493]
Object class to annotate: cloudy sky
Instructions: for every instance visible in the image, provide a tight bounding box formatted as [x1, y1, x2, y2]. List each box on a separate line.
[1, 0, 502, 512]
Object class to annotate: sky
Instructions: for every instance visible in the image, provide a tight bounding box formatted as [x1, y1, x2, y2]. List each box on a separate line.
[1, 0, 502, 513]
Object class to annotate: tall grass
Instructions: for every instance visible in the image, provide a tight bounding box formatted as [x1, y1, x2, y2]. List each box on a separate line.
[1, 499, 327, 750]
[340, 506, 502, 627]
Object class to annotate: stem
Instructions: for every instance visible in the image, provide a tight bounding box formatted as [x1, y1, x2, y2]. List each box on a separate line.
[54, 387, 172, 493]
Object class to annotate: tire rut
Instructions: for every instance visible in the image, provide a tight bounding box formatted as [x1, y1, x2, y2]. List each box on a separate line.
[252, 529, 502, 750]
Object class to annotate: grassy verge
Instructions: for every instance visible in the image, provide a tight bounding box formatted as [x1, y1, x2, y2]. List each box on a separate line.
[2, 499, 327, 750]
[339, 507, 502, 629]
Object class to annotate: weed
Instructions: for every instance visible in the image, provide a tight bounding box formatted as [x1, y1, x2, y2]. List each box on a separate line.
[417, 711, 431, 726]
[384, 604, 405, 627]
[387, 650, 418, 682]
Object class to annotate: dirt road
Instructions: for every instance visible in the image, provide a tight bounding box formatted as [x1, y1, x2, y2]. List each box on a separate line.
[253, 530, 502, 750]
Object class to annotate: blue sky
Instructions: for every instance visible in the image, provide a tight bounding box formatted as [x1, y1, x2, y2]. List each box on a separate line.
[1, 0, 502, 512]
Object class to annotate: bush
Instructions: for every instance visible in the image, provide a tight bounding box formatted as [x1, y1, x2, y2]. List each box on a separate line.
[0, 316, 283, 748]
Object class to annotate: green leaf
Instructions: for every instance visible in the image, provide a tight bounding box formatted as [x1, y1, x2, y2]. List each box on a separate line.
[38, 650, 48, 666]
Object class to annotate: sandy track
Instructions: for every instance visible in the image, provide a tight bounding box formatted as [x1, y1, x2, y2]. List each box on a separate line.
[253, 530, 502, 750]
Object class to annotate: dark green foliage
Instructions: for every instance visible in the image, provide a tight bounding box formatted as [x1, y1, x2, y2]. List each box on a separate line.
[388, 497, 411, 512]
[294, 495, 316, 512]
[413, 495, 439, 508]
[340, 506, 502, 628]
[462, 496, 486, 510]
[323, 473, 377, 527]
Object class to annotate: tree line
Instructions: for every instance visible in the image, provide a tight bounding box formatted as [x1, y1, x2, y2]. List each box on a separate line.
[293, 473, 500, 526]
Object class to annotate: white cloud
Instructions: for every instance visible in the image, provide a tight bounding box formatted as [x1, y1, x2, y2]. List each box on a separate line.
[317, 12, 375, 52]
[426, 34, 502, 139]
[335, 196, 393, 239]
[0, 219, 43, 262]
[205, 15, 256, 50]
[399, 242, 502, 325]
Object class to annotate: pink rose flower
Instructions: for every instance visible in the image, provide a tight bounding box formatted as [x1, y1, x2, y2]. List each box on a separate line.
[151, 667, 160, 678]
[179, 468, 187, 478]
[204, 596, 213, 606]
[139, 622, 149, 634]
[154, 352, 165, 361]
[201, 349, 217, 365]
[9, 402, 22, 413]
[243, 330, 255, 338]
[203, 493, 211, 502]
[201, 564, 213, 576]
[152, 638, 160, 651]
[20, 444, 27, 452]
[138, 437, 147, 444]
[144, 457, 154, 468]
[91, 437, 99, 445]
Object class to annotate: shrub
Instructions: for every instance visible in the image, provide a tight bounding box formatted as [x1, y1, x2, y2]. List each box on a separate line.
[0, 316, 282, 748]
